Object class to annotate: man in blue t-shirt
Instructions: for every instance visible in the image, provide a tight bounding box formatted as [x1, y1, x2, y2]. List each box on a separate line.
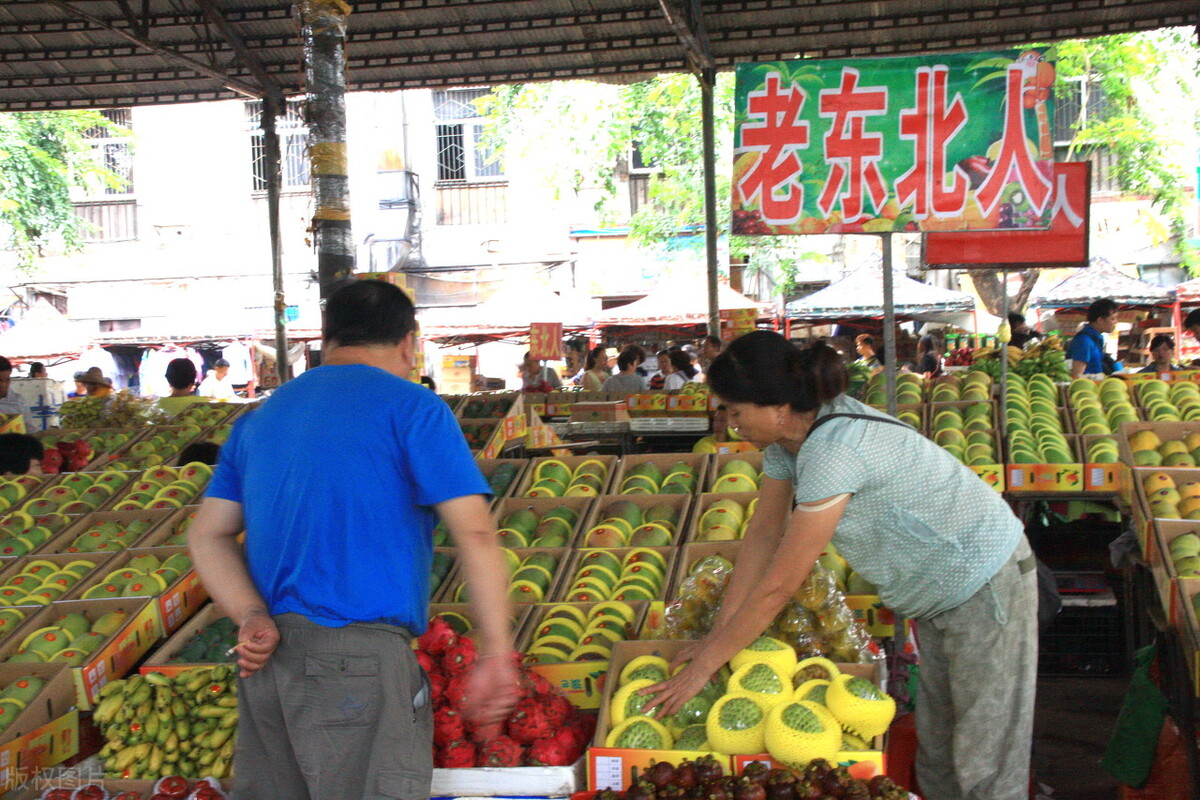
[1066, 297, 1117, 378]
[190, 280, 519, 799]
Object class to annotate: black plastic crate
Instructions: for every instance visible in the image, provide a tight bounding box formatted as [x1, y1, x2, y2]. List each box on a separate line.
[1039, 600, 1126, 677]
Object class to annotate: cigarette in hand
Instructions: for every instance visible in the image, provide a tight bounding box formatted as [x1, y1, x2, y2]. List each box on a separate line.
[226, 641, 250, 656]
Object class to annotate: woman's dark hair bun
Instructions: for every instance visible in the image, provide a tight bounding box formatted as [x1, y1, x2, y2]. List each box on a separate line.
[708, 331, 847, 412]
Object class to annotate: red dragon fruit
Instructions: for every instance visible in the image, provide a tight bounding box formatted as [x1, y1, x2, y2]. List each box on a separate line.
[527, 735, 575, 766]
[441, 637, 477, 674]
[479, 735, 524, 767]
[561, 710, 596, 751]
[443, 674, 470, 709]
[506, 696, 556, 745]
[419, 618, 458, 656]
[429, 671, 448, 705]
[416, 649, 437, 675]
[433, 706, 466, 747]
[437, 738, 477, 768]
[542, 693, 572, 727]
[519, 669, 554, 698]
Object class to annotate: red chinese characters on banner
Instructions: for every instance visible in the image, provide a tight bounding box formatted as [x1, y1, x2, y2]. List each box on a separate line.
[528, 322, 562, 361]
[973, 66, 1053, 219]
[895, 66, 968, 218]
[736, 73, 810, 225]
[817, 70, 889, 222]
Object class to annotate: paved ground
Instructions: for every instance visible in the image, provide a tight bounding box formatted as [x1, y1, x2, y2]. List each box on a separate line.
[1033, 676, 1127, 800]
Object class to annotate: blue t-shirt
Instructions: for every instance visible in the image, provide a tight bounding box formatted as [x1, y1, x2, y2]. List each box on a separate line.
[1066, 324, 1106, 374]
[206, 364, 490, 631]
[762, 395, 1022, 619]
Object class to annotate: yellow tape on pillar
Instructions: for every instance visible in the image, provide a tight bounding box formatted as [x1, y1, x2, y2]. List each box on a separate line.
[313, 207, 351, 221]
[310, 142, 348, 176]
[300, 0, 352, 18]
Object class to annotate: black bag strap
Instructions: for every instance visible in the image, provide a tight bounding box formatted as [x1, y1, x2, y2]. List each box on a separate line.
[807, 411, 914, 437]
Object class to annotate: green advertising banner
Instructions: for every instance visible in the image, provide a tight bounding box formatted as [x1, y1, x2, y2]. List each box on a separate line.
[732, 49, 1056, 235]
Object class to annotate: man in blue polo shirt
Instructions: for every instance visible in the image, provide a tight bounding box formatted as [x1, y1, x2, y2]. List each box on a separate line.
[190, 280, 519, 799]
[1067, 297, 1118, 378]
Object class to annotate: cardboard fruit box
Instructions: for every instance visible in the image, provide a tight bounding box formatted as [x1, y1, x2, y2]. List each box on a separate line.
[442, 547, 571, 607]
[580, 494, 693, 549]
[39, 509, 175, 557]
[609, 453, 710, 500]
[685, 493, 759, 545]
[1004, 434, 1085, 493]
[0, 663, 79, 793]
[139, 600, 234, 678]
[1129, 466, 1200, 558]
[1152, 520, 1200, 623]
[518, 600, 649, 710]
[515, 455, 620, 499]
[428, 602, 534, 647]
[129, 506, 197, 549]
[1116, 420, 1200, 467]
[0, 552, 118, 608]
[706, 452, 763, 493]
[1079, 434, 1122, 493]
[476, 458, 530, 503]
[493, 496, 599, 550]
[669, 541, 741, 604]
[588, 639, 886, 790]
[0, 597, 161, 710]
[554, 547, 675, 604]
[587, 639, 733, 790]
[65, 545, 206, 635]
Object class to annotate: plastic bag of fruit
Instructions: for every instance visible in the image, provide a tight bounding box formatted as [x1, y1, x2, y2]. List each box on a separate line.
[664, 558, 878, 663]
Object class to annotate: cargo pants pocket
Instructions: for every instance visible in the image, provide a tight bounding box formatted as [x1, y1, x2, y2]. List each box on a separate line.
[304, 651, 382, 728]
[375, 662, 433, 798]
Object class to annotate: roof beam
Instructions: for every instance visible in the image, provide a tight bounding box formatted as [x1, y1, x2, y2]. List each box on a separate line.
[658, 0, 715, 74]
[39, 0, 267, 98]
[193, 0, 285, 103]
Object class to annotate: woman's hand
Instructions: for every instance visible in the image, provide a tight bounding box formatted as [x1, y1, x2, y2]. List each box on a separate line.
[640, 649, 718, 719]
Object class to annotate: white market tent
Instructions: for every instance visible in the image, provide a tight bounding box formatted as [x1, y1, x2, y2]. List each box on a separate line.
[593, 278, 771, 328]
[1030, 258, 1175, 309]
[421, 282, 599, 344]
[0, 301, 95, 361]
[786, 263, 977, 326]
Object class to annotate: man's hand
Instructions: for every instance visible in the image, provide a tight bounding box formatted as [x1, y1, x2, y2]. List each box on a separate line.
[235, 609, 280, 679]
[461, 652, 521, 740]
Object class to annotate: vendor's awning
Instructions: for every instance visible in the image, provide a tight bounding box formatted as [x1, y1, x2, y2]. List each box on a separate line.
[786, 263, 975, 323]
[593, 278, 771, 326]
[421, 282, 599, 343]
[0, 301, 95, 360]
[1031, 257, 1175, 308]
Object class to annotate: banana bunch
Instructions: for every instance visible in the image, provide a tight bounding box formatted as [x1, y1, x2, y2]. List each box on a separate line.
[92, 666, 237, 780]
[969, 335, 1070, 382]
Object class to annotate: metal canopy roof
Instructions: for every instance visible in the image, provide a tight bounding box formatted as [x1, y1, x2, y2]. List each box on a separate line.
[1, 0, 1194, 111]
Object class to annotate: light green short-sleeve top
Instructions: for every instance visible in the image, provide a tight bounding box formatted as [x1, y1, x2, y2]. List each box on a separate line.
[762, 394, 1021, 619]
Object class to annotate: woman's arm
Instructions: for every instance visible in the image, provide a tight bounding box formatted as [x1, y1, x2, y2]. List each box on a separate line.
[644, 494, 849, 717]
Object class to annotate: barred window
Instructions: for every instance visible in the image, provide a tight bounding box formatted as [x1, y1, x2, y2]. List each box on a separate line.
[433, 89, 503, 183]
[246, 99, 310, 192]
[83, 108, 133, 197]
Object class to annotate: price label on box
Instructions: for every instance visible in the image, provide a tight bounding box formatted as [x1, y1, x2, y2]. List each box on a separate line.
[591, 756, 625, 790]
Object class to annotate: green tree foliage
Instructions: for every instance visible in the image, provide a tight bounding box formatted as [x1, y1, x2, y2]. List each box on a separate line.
[1053, 29, 1199, 272]
[0, 110, 121, 270]
[480, 74, 817, 297]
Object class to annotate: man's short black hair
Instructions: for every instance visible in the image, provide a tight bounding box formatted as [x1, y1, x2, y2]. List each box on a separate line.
[1087, 298, 1118, 322]
[1186, 308, 1200, 330]
[323, 279, 417, 347]
[0, 434, 42, 475]
[701, 335, 723, 350]
[1007, 312, 1025, 327]
[176, 441, 220, 466]
[0, 357, 13, 373]
[616, 348, 640, 372]
[165, 358, 197, 391]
